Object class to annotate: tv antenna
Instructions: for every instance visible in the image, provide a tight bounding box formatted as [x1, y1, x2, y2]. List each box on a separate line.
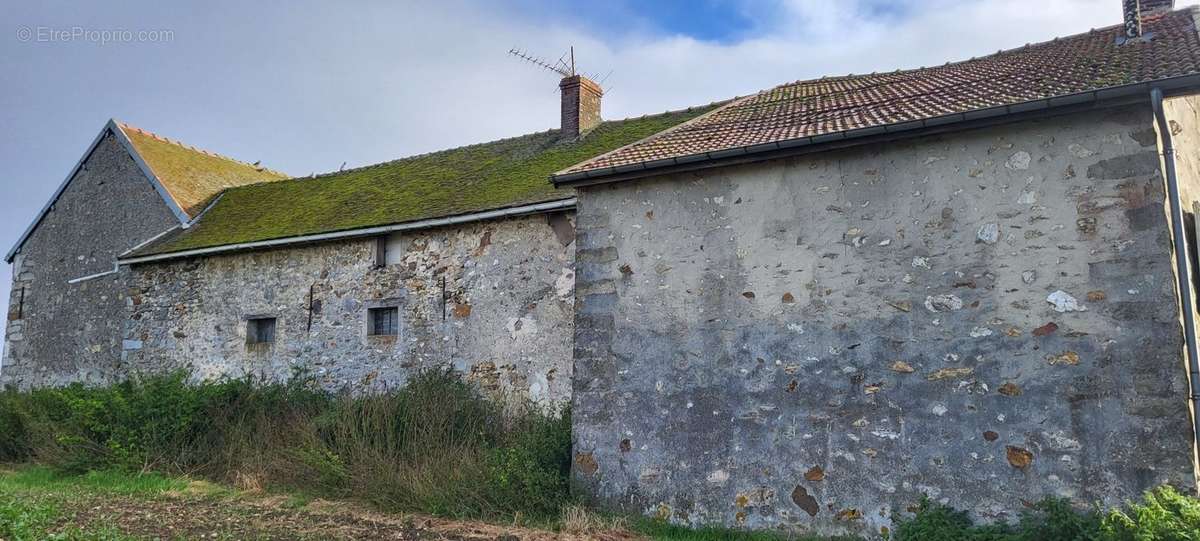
[509, 46, 577, 77]
[510, 46, 609, 81]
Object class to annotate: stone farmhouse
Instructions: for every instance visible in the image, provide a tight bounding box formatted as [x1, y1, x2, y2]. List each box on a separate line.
[7, 0, 1200, 535]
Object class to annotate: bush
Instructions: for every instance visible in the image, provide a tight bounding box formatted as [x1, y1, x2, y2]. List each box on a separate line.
[1102, 486, 1200, 539]
[0, 389, 32, 462]
[896, 488, 1200, 541]
[0, 368, 573, 522]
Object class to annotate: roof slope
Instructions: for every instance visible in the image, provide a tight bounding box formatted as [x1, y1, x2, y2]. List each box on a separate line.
[560, 7, 1200, 177]
[5, 119, 289, 263]
[117, 123, 288, 217]
[131, 105, 717, 257]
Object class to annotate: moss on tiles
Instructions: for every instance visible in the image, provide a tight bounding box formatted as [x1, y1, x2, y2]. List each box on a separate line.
[133, 105, 718, 256]
[120, 124, 288, 217]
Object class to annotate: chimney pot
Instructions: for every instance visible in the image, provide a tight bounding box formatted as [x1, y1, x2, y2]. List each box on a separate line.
[560, 75, 602, 138]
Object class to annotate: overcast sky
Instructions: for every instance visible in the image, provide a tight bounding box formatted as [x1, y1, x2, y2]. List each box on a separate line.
[0, 0, 1122, 341]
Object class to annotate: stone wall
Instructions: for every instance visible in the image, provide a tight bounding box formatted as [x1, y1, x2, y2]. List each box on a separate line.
[2, 131, 179, 388]
[571, 104, 1195, 536]
[1162, 94, 1200, 487]
[124, 212, 576, 404]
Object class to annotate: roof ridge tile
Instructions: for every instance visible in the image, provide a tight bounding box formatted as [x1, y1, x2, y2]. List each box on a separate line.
[116, 121, 285, 176]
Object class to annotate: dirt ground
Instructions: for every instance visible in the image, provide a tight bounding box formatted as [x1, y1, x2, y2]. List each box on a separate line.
[45, 491, 639, 540]
[13, 481, 636, 541]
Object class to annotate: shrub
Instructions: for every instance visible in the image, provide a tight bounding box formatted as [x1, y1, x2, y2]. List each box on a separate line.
[896, 489, 1200, 541]
[0, 389, 32, 462]
[893, 497, 1012, 541]
[0, 368, 574, 523]
[1101, 486, 1200, 539]
[486, 403, 572, 517]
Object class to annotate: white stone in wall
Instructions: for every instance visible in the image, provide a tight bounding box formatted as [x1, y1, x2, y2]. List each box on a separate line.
[1046, 290, 1086, 312]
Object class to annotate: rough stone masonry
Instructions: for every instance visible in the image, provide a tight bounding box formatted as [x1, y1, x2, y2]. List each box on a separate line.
[570, 103, 1195, 536]
[2, 132, 180, 387]
[122, 213, 577, 404]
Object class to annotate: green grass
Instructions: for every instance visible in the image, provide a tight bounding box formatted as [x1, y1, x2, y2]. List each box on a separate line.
[0, 465, 191, 540]
[632, 518, 841, 540]
[0, 477, 142, 541]
[0, 466, 188, 497]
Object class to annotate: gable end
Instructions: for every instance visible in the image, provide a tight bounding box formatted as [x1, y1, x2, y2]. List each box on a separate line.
[4, 119, 190, 263]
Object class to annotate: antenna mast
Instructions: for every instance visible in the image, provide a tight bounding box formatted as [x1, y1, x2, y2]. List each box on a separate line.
[508, 47, 574, 78]
[508, 46, 610, 95]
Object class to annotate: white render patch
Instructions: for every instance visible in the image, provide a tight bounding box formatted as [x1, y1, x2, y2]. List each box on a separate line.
[1047, 290, 1087, 312]
[555, 268, 575, 299]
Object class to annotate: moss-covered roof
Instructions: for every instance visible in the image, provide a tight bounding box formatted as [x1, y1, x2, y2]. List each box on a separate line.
[117, 123, 288, 217]
[131, 105, 717, 257]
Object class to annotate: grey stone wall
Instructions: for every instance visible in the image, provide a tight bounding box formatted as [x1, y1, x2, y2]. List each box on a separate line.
[2, 131, 179, 388]
[571, 104, 1195, 536]
[125, 212, 576, 404]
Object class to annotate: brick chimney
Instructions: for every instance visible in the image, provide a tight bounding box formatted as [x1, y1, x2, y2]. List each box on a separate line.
[560, 75, 602, 137]
[1123, 0, 1173, 38]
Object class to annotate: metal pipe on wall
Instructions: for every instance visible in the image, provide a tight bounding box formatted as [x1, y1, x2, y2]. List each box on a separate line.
[1151, 87, 1200, 481]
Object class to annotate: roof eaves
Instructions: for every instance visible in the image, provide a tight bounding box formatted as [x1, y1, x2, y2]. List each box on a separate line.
[119, 197, 578, 265]
[552, 74, 1200, 188]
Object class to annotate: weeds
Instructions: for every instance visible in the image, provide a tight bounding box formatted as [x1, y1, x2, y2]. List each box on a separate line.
[1101, 486, 1200, 539]
[559, 504, 628, 535]
[6, 371, 1200, 539]
[893, 487, 1200, 540]
[0, 369, 573, 523]
[631, 517, 840, 541]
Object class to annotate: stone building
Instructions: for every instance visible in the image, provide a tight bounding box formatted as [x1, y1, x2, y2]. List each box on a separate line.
[553, 1, 1200, 535]
[2, 75, 715, 403]
[2, 121, 286, 386]
[8, 0, 1200, 536]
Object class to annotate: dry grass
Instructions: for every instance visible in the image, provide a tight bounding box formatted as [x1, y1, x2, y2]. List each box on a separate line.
[560, 504, 630, 535]
[0, 369, 573, 522]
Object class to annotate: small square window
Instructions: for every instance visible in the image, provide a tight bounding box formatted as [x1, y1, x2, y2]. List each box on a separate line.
[246, 317, 277, 344]
[369, 307, 399, 336]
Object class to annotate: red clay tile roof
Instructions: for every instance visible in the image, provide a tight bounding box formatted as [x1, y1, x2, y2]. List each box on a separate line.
[560, 7, 1200, 177]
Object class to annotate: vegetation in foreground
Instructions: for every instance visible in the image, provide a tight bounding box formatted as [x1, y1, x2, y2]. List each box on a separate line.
[894, 488, 1200, 540]
[0, 464, 577, 540]
[1, 371, 1199, 540]
[0, 369, 570, 522]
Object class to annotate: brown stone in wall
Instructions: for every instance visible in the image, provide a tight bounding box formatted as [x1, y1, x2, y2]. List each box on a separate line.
[1006, 446, 1034, 469]
[575, 452, 598, 476]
